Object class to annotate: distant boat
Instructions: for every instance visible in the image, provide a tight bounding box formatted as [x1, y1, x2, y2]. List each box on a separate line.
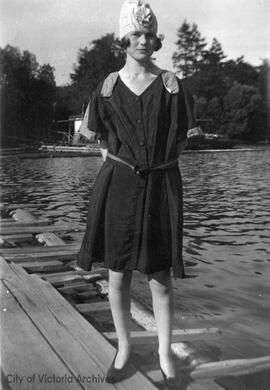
[187, 133, 236, 150]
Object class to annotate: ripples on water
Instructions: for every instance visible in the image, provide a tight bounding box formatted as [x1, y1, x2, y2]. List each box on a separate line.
[1, 148, 270, 324]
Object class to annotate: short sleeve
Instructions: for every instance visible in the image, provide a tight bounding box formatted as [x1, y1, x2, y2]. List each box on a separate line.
[78, 91, 108, 148]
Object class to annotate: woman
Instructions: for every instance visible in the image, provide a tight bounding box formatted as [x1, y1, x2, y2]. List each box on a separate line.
[77, 0, 203, 387]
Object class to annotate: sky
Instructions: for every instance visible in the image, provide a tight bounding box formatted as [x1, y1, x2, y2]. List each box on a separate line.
[1, 0, 270, 86]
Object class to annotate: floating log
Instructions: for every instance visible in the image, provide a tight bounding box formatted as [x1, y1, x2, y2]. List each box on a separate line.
[10, 208, 39, 222]
[36, 232, 66, 246]
[76, 301, 111, 313]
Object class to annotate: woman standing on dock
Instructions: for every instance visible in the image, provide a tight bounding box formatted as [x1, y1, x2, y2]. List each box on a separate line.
[77, 0, 203, 386]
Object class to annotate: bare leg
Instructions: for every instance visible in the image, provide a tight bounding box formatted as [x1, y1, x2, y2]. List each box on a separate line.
[108, 269, 132, 368]
[148, 269, 175, 378]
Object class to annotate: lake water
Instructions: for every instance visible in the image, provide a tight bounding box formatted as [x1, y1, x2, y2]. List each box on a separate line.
[1, 147, 270, 386]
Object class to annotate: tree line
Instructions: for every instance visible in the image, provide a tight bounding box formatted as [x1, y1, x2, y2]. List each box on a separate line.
[1, 46, 56, 146]
[172, 21, 269, 142]
[1, 22, 269, 146]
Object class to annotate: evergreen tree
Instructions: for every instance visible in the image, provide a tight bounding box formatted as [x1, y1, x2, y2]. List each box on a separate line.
[172, 21, 206, 78]
[69, 33, 125, 112]
[0, 45, 56, 146]
[201, 38, 226, 68]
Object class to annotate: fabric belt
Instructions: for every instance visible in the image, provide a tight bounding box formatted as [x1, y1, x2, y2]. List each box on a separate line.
[106, 152, 178, 176]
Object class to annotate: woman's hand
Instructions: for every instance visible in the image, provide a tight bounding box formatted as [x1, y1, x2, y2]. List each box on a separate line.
[100, 147, 108, 161]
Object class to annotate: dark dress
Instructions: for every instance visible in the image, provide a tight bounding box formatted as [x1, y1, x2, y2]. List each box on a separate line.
[77, 72, 190, 278]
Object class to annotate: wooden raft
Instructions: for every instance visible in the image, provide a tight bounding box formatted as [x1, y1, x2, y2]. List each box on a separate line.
[1, 206, 270, 390]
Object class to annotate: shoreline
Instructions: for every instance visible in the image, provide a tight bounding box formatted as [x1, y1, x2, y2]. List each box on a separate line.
[0, 146, 269, 160]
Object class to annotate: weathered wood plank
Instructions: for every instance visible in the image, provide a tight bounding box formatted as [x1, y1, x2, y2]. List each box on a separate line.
[57, 281, 93, 293]
[3, 251, 78, 263]
[76, 302, 111, 313]
[0, 219, 51, 227]
[0, 233, 34, 243]
[0, 225, 83, 235]
[0, 260, 125, 390]
[39, 270, 101, 279]
[20, 260, 65, 272]
[104, 328, 221, 344]
[0, 243, 80, 255]
[36, 232, 66, 246]
[0, 281, 82, 390]
[5, 261, 158, 389]
[38, 272, 103, 287]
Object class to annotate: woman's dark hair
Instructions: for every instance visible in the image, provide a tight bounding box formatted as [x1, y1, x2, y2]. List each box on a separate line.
[120, 36, 162, 52]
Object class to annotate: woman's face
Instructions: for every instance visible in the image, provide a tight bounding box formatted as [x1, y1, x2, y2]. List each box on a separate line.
[126, 30, 157, 61]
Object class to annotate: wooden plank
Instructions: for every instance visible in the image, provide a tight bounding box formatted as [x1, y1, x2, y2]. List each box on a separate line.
[36, 232, 65, 246]
[0, 233, 34, 243]
[75, 290, 99, 300]
[5, 260, 158, 389]
[0, 243, 80, 255]
[57, 281, 92, 293]
[39, 269, 102, 281]
[0, 260, 120, 390]
[20, 260, 65, 272]
[0, 219, 51, 227]
[76, 301, 111, 313]
[0, 281, 82, 390]
[39, 270, 101, 279]
[0, 225, 83, 235]
[104, 328, 221, 344]
[3, 251, 78, 263]
[39, 272, 102, 286]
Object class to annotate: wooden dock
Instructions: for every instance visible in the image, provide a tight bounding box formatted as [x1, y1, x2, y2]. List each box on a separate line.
[1, 206, 270, 389]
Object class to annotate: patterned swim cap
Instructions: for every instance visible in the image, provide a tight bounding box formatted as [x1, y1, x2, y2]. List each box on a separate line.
[119, 0, 158, 39]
